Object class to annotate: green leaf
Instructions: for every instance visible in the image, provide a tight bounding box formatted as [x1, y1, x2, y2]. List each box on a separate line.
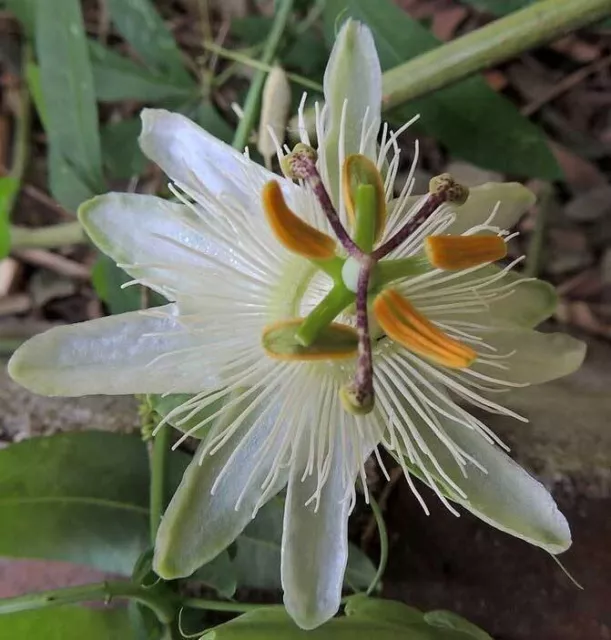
[101, 117, 148, 180]
[89, 40, 195, 103]
[129, 602, 164, 640]
[47, 149, 99, 213]
[1, 606, 135, 640]
[344, 597, 492, 640]
[25, 61, 47, 128]
[34, 0, 105, 209]
[202, 607, 474, 639]
[91, 253, 167, 314]
[230, 16, 273, 45]
[230, 16, 327, 78]
[284, 31, 328, 78]
[342, 544, 377, 592]
[183, 102, 234, 145]
[233, 498, 376, 592]
[0, 431, 187, 574]
[105, 0, 191, 82]
[344, 594, 424, 626]
[3, 0, 35, 34]
[425, 611, 493, 640]
[25, 61, 92, 212]
[191, 550, 238, 599]
[323, 0, 561, 179]
[0, 176, 20, 258]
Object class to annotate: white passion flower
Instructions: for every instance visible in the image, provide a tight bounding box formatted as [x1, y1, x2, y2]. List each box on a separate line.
[9, 20, 585, 630]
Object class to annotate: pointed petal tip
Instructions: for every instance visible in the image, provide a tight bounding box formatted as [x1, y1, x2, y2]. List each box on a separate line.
[76, 192, 139, 257]
[139, 107, 169, 135]
[76, 193, 114, 239]
[335, 16, 374, 47]
[283, 593, 340, 631]
[152, 543, 193, 581]
[138, 108, 186, 160]
[7, 341, 34, 391]
[536, 502, 572, 555]
[8, 333, 61, 397]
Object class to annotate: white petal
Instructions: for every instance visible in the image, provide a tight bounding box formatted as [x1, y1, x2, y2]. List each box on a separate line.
[391, 381, 571, 554]
[482, 276, 557, 328]
[423, 266, 558, 329]
[431, 410, 570, 553]
[154, 398, 289, 579]
[80, 193, 233, 298]
[139, 109, 276, 208]
[8, 304, 213, 396]
[281, 447, 352, 629]
[474, 329, 586, 384]
[322, 20, 382, 205]
[392, 182, 535, 235]
[447, 182, 536, 234]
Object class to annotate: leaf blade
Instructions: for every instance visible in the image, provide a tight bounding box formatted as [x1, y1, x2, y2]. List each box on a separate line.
[34, 0, 105, 209]
[0, 432, 187, 575]
[202, 607, 474, 639]
[1, 606, 135, 640]
[105, 0, 191, 82]
[89, 40, 195, 103]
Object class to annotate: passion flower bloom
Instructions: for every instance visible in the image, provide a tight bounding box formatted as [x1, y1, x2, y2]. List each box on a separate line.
[9, 20, 584, 630]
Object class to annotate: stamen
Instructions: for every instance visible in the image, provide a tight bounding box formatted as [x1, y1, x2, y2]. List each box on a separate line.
[374, 289, 476, 369]
[262, 181, 336, 260]
[373, 174, 469, 260]
[283, 144, 361, 257]
[425, 235, 507, 271]
[262, 319, 358, 361]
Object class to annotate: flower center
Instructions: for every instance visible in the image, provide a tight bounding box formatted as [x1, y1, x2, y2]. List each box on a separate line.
[261, 145, 507, 415]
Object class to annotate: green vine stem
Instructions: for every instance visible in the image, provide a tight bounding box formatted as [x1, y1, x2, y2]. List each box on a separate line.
[383, 0, 611, 110]
[182, 598, 272, 613]
[10, 221, 85, 248]
[365, 492, 389, 596]
[231, 0, 295, 151]
[150, 423, 170, 544]
[204, 40, 322, 92]
[294, 0, 611, 130]
[10, 51, 31, 185]
[0, 581, 176, 624]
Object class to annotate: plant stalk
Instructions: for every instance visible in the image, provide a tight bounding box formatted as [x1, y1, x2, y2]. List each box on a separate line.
[150, 423, 170, 544]
[204, 40, 322, 92]
[0, 581, 176, 624]
[182, 598, 272, 613]
[293, 0, 611, 131]
[366, 491, 388, 596]
[382, 0, 611, 110]
[10, 221, 85, 248]
[231, 0, 295, 151]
